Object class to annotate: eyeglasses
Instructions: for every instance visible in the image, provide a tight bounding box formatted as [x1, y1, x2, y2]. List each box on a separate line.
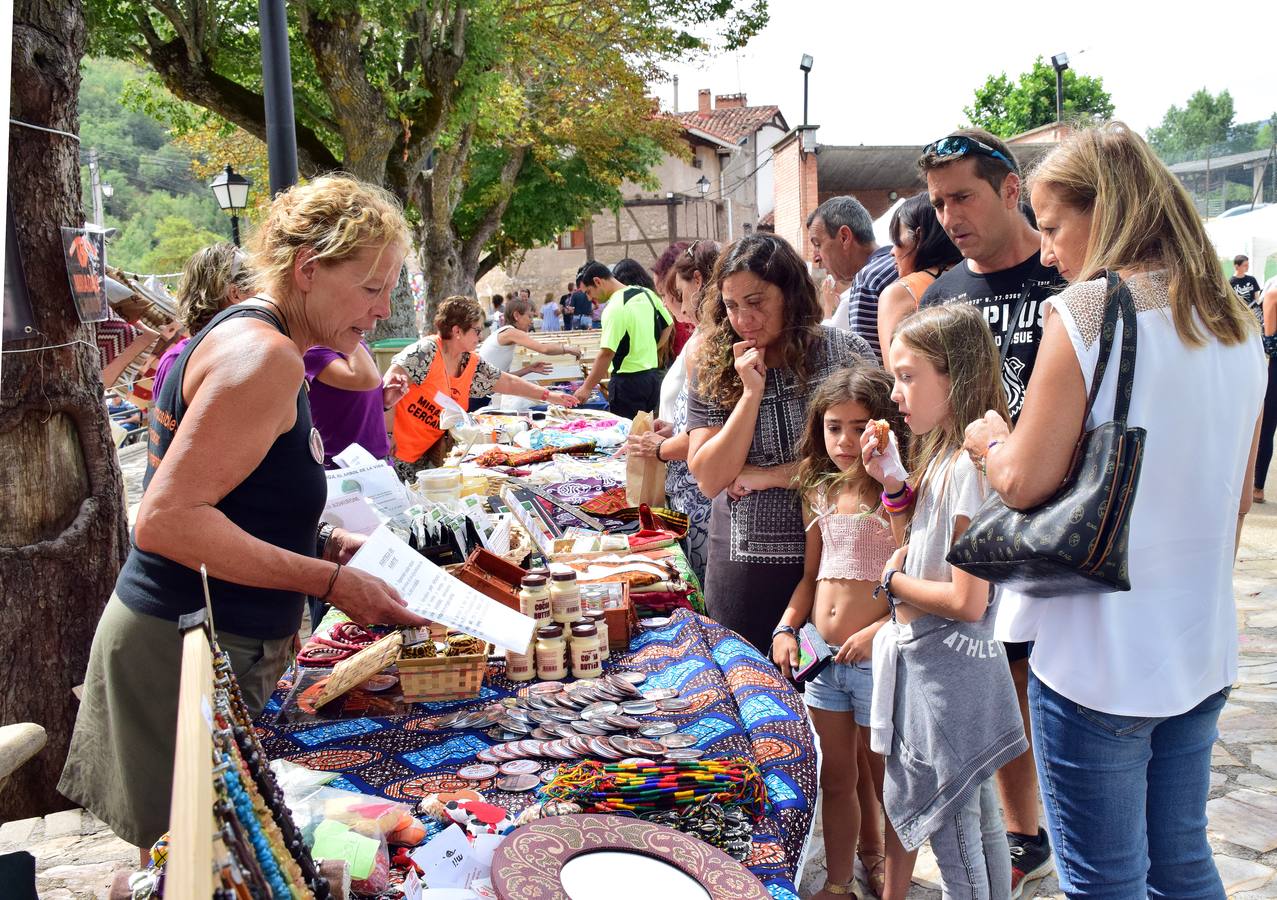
[922, 136, 1016, 171]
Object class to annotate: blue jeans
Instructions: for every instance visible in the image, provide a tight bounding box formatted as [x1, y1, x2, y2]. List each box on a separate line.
[927, 778, 1010, 900]
[1029, 672, 1228, 899]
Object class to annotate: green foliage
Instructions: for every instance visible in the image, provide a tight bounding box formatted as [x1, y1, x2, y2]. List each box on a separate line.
[1145, 89, 1270, 160]
[137, 216, 227, 273]
[82, 0, 768, 297]
[78, 57, 231, 273]
[964, 57, 1114, 137]
[1148, 89, 1235, 155]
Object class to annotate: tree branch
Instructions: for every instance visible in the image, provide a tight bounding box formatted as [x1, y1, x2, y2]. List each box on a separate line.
[147, 37, 342, 175]
[461, 144, 527, 269]
[296, 1, 397, 183]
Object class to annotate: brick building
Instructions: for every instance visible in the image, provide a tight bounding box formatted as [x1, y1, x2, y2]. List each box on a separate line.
[494, 91, 788, 297]
[769, 126, 1055, 263]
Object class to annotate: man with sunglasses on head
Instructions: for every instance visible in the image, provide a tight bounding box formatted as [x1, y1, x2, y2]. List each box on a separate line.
[916, 127, 1064, 898]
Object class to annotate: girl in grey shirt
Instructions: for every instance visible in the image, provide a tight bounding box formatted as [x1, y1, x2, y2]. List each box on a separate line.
[863, 304, 1026, 899]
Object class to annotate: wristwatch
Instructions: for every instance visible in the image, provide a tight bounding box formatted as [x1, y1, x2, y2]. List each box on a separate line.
[316, 522, 335, 559]
[654, 438, 667, 463]
[771, 624, 798, 642]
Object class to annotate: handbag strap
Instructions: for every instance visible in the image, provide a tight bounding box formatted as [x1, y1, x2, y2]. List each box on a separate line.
[1082, 271, 1139, 426]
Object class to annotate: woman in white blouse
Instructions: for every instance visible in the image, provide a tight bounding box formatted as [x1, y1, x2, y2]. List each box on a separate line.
[964, 123, 1264, 899]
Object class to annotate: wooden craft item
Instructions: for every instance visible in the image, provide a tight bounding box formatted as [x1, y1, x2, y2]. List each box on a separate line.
[491, 814, 770, 900]
[456, 547, 526, 612]
[313, 631, 404, 709]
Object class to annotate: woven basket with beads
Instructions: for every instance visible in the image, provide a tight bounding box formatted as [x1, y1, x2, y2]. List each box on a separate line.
[397, 643, 491, 703]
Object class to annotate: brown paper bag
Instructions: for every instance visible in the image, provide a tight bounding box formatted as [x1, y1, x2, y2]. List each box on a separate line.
[626, 411, 667, 508]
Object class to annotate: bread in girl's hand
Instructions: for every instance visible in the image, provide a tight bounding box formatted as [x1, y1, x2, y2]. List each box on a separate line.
[872, 419, 891, 452]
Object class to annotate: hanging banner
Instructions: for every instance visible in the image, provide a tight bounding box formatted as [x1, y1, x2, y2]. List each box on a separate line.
[59, 226, 108, 323]
[3, 201, 36, 341]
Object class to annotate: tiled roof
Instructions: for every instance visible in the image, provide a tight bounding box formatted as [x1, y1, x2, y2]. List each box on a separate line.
[676, 105, 784, 144]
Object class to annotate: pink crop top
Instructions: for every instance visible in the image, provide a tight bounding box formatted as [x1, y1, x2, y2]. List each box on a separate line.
[807, 487, 896, 582]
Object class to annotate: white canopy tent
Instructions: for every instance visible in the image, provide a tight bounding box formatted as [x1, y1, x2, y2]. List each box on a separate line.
[1204, 206, 1277, 281]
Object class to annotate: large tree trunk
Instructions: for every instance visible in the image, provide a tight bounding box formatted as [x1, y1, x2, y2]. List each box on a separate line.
[2, 0, 130, 819]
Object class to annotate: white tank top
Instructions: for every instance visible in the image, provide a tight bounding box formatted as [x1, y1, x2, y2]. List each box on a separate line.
[479, 325, 516, 373]
[995, 272, 1267, 717]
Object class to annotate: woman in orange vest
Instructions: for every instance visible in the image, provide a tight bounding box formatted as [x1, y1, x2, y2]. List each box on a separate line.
[386, 295, 579, 478]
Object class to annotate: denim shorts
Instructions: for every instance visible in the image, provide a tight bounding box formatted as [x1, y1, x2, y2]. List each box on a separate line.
[804, 646, 873, 725]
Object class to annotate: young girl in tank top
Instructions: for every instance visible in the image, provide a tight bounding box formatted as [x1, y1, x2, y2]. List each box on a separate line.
[771, 363, 906, 900]
[861, 303, 1027, 900]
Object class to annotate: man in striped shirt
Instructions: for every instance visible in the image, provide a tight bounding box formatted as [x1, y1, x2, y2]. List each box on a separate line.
[807, 196, 898, 362]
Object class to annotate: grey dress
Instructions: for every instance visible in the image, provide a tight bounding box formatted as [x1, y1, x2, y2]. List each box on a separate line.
[685, 326, 874, 651]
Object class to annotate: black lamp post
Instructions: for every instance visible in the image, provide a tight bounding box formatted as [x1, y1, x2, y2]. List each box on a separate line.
[1051, 53, 1070, 125]
[210, 164, 252, 246]
[799, 54, 814, 127]
[696, 175, 711, 198]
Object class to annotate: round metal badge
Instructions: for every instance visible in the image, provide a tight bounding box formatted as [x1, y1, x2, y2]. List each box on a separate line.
[308, 427, 325, 465]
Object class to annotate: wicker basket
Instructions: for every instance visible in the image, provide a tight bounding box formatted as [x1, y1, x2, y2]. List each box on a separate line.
[397, 646, 491, 703]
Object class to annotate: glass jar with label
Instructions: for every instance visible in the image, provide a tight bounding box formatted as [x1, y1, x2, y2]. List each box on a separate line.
[518, 574, 552, 628]
[505, 640, 535, 682]
[550, 570, 582, 624]
[569, 623, 602, 680]
[535, 625, 567, 681]
[585, 610, 610, 661]
[580, 584, 606, 614]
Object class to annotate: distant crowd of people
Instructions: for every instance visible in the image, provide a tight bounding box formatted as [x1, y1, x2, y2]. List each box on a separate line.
[73, 122, 1272, 900]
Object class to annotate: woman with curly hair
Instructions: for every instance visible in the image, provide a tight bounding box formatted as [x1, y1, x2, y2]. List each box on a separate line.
[151, 242, 252, 397]
[686, 233, 875, 650]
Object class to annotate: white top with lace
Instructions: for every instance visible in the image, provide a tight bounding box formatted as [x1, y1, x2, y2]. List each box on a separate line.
[995, 272, 1267, 716]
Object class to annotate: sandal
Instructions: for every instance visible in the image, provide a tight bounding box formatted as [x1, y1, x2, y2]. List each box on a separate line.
[1255, 488, 1266, 504]
[819, 879, 860, 897]
[857, 849, 886, 899]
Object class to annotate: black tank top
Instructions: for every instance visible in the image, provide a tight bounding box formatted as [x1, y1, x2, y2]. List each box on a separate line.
[116, 306, 327, 639]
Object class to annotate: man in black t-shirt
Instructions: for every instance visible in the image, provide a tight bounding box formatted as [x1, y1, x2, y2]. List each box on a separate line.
[917, 128, 1062, 891]
[570, 289, 593, 329]
[919, 130, 1066, 420]
[1231, 254, 1264, 324]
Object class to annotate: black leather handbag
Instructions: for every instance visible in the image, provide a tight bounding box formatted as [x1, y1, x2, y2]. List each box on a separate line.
[946, 272, 1146, 596]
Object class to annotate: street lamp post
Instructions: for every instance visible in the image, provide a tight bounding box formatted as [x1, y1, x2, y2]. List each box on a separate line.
[799, 54, 814, 128]
[1050, 53, 1070, 125]
[696, 175, 710, 198]
[210, 165, 252, 247]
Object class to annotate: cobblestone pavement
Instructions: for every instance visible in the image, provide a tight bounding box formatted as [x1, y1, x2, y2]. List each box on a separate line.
[3, 447, 1275, 898]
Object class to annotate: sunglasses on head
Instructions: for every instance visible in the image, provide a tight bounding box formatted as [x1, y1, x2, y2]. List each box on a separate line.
[923, 135, 1016, 171]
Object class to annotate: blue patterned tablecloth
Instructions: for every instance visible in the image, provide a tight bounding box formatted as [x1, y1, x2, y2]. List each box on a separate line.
[257, 609, 816, 898]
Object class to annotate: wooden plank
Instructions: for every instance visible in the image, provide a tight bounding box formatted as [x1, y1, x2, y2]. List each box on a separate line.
[165, 627, 214, 899]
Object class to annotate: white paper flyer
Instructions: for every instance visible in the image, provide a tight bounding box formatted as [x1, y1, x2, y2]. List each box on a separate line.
[347, 525, 535, 653]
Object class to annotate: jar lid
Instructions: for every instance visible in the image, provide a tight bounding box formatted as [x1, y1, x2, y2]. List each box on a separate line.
[520, 575, 548, 588]
[570, 623, 597, 637]
[416, 468, 461, 485]
[585, 610, 606, 621]
[536, 625, 564, 639]
[551, 570, 578, 582]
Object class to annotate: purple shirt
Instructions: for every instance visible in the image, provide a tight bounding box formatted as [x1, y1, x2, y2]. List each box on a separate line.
[152, 337, 190, 400]
[303, 344, 389, 466]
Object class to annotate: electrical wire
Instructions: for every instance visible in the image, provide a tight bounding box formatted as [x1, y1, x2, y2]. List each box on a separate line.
[10, 118, 81, 141]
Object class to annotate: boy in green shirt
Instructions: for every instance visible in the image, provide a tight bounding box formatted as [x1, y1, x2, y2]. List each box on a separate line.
[572, 260, 673, 419]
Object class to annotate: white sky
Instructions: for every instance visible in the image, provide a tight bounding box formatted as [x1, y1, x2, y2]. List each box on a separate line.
[657, 1, 1275, 146]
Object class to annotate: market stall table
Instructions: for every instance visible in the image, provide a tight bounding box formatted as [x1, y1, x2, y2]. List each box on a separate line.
[257, 609, 817, 898]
